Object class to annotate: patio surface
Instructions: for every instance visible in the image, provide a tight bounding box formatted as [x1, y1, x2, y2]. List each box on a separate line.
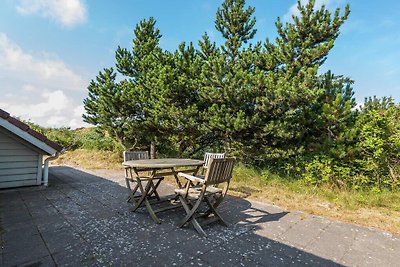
[0, 166, 399, 267]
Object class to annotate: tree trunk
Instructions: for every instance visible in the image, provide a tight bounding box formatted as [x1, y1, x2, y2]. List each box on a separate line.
[150, 141, 156, 159]
[223, 133, 231, 155]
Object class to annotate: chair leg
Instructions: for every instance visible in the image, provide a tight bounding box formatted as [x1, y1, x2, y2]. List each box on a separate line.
[144, 198, 161, 224]
[127, 183, 139, 203]
[125, 178, 138, 203]
[205, 196, 228, 227]
[127, 178, 162, 203]
[178, 196, 207, 237]
[192, 218, 207, 237]
[177, 196, 194, 227]
[132, 179, 153, 212]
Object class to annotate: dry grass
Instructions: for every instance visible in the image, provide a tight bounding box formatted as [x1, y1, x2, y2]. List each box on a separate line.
[54, 149, 400, 234]
[230, 164, 400, 234]
[52, 149, 123, 170]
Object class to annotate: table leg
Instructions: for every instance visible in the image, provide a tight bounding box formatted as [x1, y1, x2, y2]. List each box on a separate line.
[171, 167, 183, 188]
[125, 168, 137, 202]
[147, 178, 163, 200]
[193, 165, 201, 175]
[131, 169, 161, 224]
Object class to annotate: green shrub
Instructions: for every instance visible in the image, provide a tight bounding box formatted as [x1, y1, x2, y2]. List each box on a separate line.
[281, 101, 400, 190]
[44, 128, 76, 150]
[354, 105, 400, 189]
[74, 128, 122, 152]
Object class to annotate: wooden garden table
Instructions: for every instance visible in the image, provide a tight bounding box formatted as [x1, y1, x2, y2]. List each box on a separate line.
[122, 158, 204, 223]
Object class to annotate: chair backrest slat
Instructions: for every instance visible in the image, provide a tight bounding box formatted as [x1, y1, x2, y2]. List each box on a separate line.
[123, 151, 149, 162]
[203, 152, 225, 168]
[204, 158, 235, 185]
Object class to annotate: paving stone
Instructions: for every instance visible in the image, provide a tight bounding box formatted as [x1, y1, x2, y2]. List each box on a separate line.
[3, 238, 49, 267]
[341, 227, 399, 266]
[183, 257, 213, 267]
[20, 255, 56, 267]
[25, 198, 52, 208]
[2, 232, 44, 253]
[223, 233, 302, 265]
[0, 192, 21, 201]
[52, 242, 102, 267]
[341, 250, 389, 266]
[199, 245, 262, 266]
[1, 218, 37, 234]
[294, 252, 342, 267]
[304, 222, 357, 262]
[35, 214, 71, 233]
[20, 191, 45, 202]
[0, 199, 25, 210]
[41, 190, 66, 201]
[41, 227, 85, 254]
[29, 204, 60, 219]
[2, 226, 40, 248]
[140, 246, 195, 267]
[173, 236, 219, 257]
[279, 215, 332, 249]
[1, 205, 30, 221]
[252, 211, 303, 241]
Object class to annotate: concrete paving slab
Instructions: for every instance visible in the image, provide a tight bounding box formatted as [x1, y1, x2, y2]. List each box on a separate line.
[3, 237, 49, 267]
[19, 255, 56, 267]
[279, 215, 332, 249]
[304, 222, 357, 262]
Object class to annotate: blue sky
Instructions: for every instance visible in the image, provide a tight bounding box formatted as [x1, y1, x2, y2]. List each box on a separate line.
[0, 0, 399, 128]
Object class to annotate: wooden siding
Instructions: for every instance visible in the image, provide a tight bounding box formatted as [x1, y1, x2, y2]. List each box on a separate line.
[0, 130, 40, 188]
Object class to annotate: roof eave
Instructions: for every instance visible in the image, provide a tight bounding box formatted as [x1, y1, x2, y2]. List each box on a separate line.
[0, 118, 58, 155]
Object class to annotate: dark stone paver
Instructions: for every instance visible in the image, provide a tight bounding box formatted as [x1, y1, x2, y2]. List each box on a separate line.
[0, 166, 399, 266]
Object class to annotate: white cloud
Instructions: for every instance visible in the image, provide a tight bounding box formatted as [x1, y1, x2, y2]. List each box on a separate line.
[0, 33, 89, 128]
[15, 0, 86, 27]
[283, 0, 344, 22]
[0, 33, 85, 91]
[0, 89, 89, 128]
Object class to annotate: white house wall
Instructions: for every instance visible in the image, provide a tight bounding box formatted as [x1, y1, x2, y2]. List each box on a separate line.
[0, 130, 40, 188]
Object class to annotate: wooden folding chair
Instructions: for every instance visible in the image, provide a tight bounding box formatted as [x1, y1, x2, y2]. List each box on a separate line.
[123, 151, 164, 203]
[175, 157, 235, 237]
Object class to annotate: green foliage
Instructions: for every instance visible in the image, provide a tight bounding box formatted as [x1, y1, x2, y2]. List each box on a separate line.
[24, 121, 121, 152]
[79, 0, 399, 191]
[354, 103, 400, 189]
[287, 155, 354, 188]
[234, 0, 350, 162]
[24, 121, 75, 150]
[74, 129, 122, 151]
[82, 68, 141, 150]
[266, 0, 350, 75]
[44, 128, 76, 149]
[199, 0, 259, 154]
[283, 99, 400, 190]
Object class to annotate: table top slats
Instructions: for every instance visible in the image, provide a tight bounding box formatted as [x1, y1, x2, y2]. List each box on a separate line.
[122, 158, 204, 168]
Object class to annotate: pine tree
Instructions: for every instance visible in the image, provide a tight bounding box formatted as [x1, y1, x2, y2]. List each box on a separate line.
[84, 18, 167, 157]
[115, 17, 168, 158]
[304, 71, 357, 157]
[164, 42, 205, 156]
[83, 68, 142, 150]
[265, 0, 350, 76]
[200, 0, 258, 155]
[239, 0, 351, 162]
